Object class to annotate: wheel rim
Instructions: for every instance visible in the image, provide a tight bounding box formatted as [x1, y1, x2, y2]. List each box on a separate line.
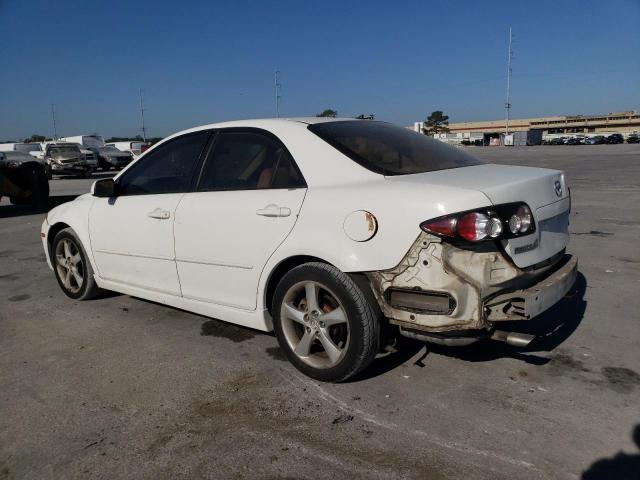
[280, 281, 350, 369]
[54, 238, 84, 294]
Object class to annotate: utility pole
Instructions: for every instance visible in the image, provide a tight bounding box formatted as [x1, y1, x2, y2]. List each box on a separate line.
[505, 27, 513, 135]
[139, 88, 147, 142]
[274, 70, 281, 118]
[51, 104, 58, 140]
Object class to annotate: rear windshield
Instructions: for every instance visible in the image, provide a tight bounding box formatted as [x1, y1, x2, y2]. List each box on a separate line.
[308, 121, 484, 176]
[83, 136, 105, 149]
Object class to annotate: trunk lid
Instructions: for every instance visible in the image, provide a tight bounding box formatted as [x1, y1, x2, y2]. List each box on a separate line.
[390, 164, 570, 269]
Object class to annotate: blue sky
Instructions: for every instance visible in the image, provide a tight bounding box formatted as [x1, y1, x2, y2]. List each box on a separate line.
[1, 0, 638, 140]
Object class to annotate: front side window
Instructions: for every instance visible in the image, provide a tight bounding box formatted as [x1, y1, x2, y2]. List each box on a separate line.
[198, 131, 305, 191]
[308, 121, 485, 176]
[117, 132, 210, 195]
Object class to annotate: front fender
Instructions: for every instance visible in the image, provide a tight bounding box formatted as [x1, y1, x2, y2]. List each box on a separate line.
[44, 194, 98, 275]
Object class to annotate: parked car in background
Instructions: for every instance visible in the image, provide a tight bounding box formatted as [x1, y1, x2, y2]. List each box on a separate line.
[41, 118, 576, 382]
[585, 136, 606, 145]
[43, 143, 92, 178]
[565, 137, 581, 145]
[0, 142, 45, 159]
[97, 145, 134, 170]
[0, 151, 49, 206]
[68, 143, 98, 170]
[550, 137, 566, 145]
[626, 133, 639, 144]
[105, 140, 150, 158]
[606, 133, 624, 144]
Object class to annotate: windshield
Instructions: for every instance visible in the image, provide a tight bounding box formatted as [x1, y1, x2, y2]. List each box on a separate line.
[15, 143, 42, 153]
[83, 136, 105, 149]
[308, 121, 484, 176]
[49, 146, 79, 157]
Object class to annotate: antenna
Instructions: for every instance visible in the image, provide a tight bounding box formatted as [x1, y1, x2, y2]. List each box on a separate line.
[274, 70, 281, 118]
[505, 27, 513, 135]
[139, 88, 147, 142]
[51, 103, 58, 140]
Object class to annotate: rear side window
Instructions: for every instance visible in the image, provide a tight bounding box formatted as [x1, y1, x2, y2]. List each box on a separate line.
[117, 132, 210, 195]
[198, 131, 305, 191]
[308, 121, 485, 176]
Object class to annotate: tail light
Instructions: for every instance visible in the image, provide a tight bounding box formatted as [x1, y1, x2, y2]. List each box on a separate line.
[140, 144, 150, 153]
[420, 203, 535, 243]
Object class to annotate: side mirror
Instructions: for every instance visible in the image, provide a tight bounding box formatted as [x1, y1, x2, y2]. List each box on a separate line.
[92, 178, 116, 197]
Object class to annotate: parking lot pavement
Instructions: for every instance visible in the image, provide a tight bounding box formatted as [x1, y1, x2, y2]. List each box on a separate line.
[1, 144, 639, 479]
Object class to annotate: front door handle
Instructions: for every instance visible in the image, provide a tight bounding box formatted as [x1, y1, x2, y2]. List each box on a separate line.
[256, 204, 291, 218]
[147, 208, 171, 220]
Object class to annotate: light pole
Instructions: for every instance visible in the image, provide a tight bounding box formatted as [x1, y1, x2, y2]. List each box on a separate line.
[505, 27, 513, 136]
[274, 70, 281, 118]
[139, 88, 147, 142]
[51, 104, 58, 140]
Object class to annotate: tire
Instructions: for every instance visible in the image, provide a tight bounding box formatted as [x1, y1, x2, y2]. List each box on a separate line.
[272, 262, 380, 382]
[52, 228, 100, 300]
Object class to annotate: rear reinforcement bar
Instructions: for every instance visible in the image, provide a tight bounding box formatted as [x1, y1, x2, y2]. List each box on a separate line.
[484, 254, 578, 321]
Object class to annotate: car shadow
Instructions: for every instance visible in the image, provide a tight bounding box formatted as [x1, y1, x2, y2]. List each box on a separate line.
[349, 272, 587, 382]
[581, 424, 640, 479]
[0, 194, 79, 219]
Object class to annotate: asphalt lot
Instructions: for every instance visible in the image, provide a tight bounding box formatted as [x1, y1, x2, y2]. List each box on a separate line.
[1, 144, 639, 479]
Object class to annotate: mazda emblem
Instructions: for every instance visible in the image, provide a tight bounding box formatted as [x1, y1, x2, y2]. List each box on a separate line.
[554, 180, 562, 197]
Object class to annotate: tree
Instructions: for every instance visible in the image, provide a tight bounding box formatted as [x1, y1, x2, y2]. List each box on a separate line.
[422, 111, 450, 135]
[24, 134, 46, 143]
[316, 109, 338, 118]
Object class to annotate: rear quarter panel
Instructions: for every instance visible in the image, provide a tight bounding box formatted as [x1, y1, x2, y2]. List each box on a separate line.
[257, 178, 491, 307]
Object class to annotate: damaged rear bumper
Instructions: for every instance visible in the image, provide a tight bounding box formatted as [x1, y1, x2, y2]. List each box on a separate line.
[484, 255, 577, 321]
[366, 232, 577, 342]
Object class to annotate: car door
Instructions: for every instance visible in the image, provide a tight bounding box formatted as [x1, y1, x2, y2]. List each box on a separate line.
[89, 131, 211, 295]
[174, 129, 307, 310]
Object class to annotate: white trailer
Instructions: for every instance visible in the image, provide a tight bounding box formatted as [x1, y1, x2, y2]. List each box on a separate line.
[59, 135, 105, 152]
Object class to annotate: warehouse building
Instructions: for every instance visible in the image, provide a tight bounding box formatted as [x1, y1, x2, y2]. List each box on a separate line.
[413, 110, 640, 145]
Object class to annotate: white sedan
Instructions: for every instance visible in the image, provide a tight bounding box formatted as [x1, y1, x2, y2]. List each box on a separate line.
[42, 118, 577, 382]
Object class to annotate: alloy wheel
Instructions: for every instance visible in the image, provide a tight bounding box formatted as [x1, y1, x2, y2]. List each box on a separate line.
[280, 281, 350, 369]
[55, 238, 84, 294]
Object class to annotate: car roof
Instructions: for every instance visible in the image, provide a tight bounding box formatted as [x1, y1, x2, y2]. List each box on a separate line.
[117, 117, 378, 187]
[173, 117, 357, 136]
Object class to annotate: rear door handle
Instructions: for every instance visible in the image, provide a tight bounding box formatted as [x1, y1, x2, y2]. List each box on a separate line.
[147, 208, 171, 220]
[256, 204, 291, 218]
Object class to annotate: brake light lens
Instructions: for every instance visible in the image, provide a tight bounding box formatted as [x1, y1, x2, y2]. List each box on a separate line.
[457, 212, 490, 241]
[420, 216, 456, 238]
[420, 203, 535, 243]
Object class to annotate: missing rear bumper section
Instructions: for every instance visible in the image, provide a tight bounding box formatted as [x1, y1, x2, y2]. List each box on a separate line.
[366, 232, 577, 343]
[484, 255, 577, 321]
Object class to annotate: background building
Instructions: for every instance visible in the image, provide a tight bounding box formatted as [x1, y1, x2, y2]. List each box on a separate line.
[413, 110, 640, 145]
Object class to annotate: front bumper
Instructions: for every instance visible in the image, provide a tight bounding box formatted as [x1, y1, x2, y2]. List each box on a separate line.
[484, 255, 577, 321]
[103, 157, 132, 167]
[51, 163, 91, 175]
